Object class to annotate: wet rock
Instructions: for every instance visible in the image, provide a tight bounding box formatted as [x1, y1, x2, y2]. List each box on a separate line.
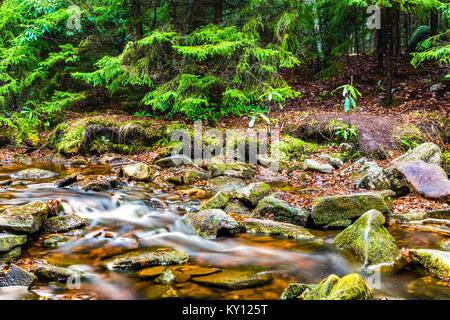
[395, 160, 449, 202]
[280, 283, 314, 300]
[242, 218, 323, 244]
[0, 247, 21, 264]
[143, 198, 167, 210]
[207, 158, 257, 179]
[355, 161, 390, 190]
[0, 264, 36, 288]
[182, 209, 241, 239]
[191, 267, 272, 290]
[319, 154, 344, 169]
[254, 175, 288, 187]
[56, 173, 78, 188]
[0, 180, 12, 187]
[0, 200, 49, 234]
[303, 159, 333, 174]
[81, 179, 113, 192]
[68, 157, 89, 166]
[171, 265, 220, 277]
[323, 219, 353, 230]
[199, 191, 230, 210]
[338, 143, 353, 153]
[207, 176, 245, 193]
[311, 192, 392, 227]
[408, 249, 450, 280]
[42, 235, 69, 248]
[301, 273, 374, 300]
[253, 196, 309, 227]
[137, 266, 166, 278]
[333, 210, 401, 266]
[0, 233, 27, 252]
[33, 262, 83, 281]
[143, 284, 180, 299]
[426, 208, 450, 220]
[166, 175, 183, 185]
[224, 201, 251, 215]
[236, 182, 271, 207]
[183, 169, 208, 185]
[390, 143, 442, 167]
[122, 162, 152, 181]
[155, 270, 176, 285]
[155, 155, 195, 168]
[111, 249, 189, 270]
[42, 214, 85, 233]
[437, 240, 450, 252]
[389, 212, 428, 222]
[10, 168, 58, 180]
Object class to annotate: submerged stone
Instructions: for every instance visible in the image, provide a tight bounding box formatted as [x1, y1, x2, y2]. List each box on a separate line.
[42, 214, 86, 233]
[0, 264, 36, 288]
[191, 267, 272, 290]
[122, 162, 152, 181]
[10, 168, 58, 180]
[236, 182, 271, 207]
[333, 209, 400, 266]
[182, 209, 241, 239]
[0, 233, 27, 252]
[111, 249, 189, 270]
[311, 192, 392, 227]
[0, 201, 49, 234]
[199, 191, 230, 210]
[408, 249, 450, 281]
[42, 235, 69, 248]
[253, 196, 309, 227]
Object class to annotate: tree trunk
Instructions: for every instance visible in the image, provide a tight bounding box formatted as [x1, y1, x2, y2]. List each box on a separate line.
[214, 0, 223, 24]
[430, 9, 438, 35]
[404, 12, 409, 53]
[132, 0, 143, 40]
[386, 7, 393, 105]
[168, 0, 177, 29]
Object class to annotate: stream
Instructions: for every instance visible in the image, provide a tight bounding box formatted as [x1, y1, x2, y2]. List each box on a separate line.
[0, 161, 449, 300]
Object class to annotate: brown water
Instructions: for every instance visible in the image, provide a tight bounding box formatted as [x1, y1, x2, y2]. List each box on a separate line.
[0, 162, 449, 300]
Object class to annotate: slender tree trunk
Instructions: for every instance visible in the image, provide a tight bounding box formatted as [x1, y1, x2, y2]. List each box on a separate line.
[430, 9, 438, 35]
[132, 0, 143, 40]
[386, 7, 393, 105]
[404, 12, 409, 53]
[151, 0, 158, 30]
[214, 0, 223, 24]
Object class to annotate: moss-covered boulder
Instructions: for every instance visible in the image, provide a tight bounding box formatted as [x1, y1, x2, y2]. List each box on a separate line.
[10, 168, 58, 180]
[280, 283, 315, 300]
[0, 234, 27, 252]
[389, 211, 428, 222]
[122, 163, 152, 181]
[311, 192, 392, 227]
[333, 210, 400, 266]
[224, 201, 251, 215]
[253, 196, 309, 227]
[155, 155, 195, 168]
[303, 273, 374, 300]
[42, 214, 85, 233]
[207, 176, 245, 193]
[183, 169, 208, 185]
[0, 201, 49, 234]
[408, 25, 430, 52]
[111, 248, 189, 270]
[182, 209, 241, 239]
[242, 218, 323, 244]
[236, 182, 271, 207]
[34, 262, 83, 281]
[0, 246, 22, 264]
[408, 249, 450, 280]
[191, 267, 272, 290]
[199, 191, 230, 211]
[354, 161, 391, 190]
[206, 158, 257, 179]
[303, 159, 333, 174]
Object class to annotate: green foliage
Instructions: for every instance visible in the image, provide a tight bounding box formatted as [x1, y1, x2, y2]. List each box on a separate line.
[333, 79, 362, 114]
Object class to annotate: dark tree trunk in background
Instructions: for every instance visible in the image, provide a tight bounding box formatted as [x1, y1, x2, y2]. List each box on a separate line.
[386, 7, 393, 105]
[377, 7, 385, 68]
[151, 0, 158, 30]
[132, 0, 143, 39]
[214, 0, 223, 24]
[430, 9, 438, 35]
[404, 12, 409, 53]
[168, 0, 177, 29]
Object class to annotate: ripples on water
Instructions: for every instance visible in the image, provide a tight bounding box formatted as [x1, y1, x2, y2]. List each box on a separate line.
[0, 162, 448, 300]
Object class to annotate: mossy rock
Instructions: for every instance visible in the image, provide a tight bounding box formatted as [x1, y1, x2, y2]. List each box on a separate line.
[122, 162, 152, 181]
[0, 201, 49, 234]
[437, 240, 450, 252]
[280, 283, 315, 300]
[252, 195, 309, 227]
[34, 263, 83, 281]
[0, 246, 22, 264]
[207, 158, 257, 180]
[408, 249, 450, 281]
[181, 209, 241, 239]
[236, 182, 271, 207]
[183, 169, 208, 185]
[207, 176, 246, 193]
[10, 168, 58, 180]
[311, 192, 392, 227]
[42, 214, 86, 234]
[333, 209, 400, 267]
[199, 191, 230, 210]
[303, 273, 374, 300]
[224, 201, 251, 215]
[191, 267, 272, 290]
[0, 233, 27, 252]
[110, 248, 190, 270]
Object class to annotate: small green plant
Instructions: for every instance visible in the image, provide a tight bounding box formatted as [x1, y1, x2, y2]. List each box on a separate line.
[333, 77, 362, 125]
[335, 125, 358, 142]
[134, 110, 152, 117]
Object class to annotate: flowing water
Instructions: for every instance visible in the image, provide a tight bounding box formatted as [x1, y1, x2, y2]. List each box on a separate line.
[0, 162, 449, 300]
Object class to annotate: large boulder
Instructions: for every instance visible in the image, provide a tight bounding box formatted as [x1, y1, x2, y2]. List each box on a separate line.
[181, 209, 241, 239]
[311, 192, 392, 227]
[199, 191, 230, 210]
[122, 163, 152, 181]
[0, 247, 22, 264]
[207, 176, 245, 193]
[111, 249, 189, 270]
[395, 160, 449, 202]
[281, 273, 373, 300]
[206, 158, 257, 179]
[303, 159, 333, 174]
[242, 218, 323, 244]
[42, 214, 86, 233]
[354, 161, 390, 190]
[408, 249, 450, 281]
[0, 264, 36, 288]
[33, 262, 83, 281]
[333, 210, 400, 266]
[10, 168, 58, 180]
[183, 169, 208, 185]
[236, 182, 271, 207]
[0, 234, 27, 252]
[0, 201, 49, 234]
[253, 196, 309, 227]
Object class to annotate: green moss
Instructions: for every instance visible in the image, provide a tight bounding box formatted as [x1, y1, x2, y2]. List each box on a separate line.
[392, 124, 428, 152]
[271, 135, 324, 166]
[199, 191, 230, 210]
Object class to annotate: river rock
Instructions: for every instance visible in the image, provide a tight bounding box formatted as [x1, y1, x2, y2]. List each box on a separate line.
[207, 176, 245, 193]
[355, 161, 390, 190]
[310, 192, 392, 227]
[390, 142, 442, 167]
[42, 235, 70, 248]
[437, 240, 450, 251]
[182, 209, 241, 239]
[242, 218, 323, 244]
[42, 214, 86, 233]
[56, 173, 78, 188]
[224, 201, 251, 215]
[199, 191, 230, 210]
[319, 154, 344, 169]
[0, 201, 49, 234]
[68, 157, 89, 166]
[0, 247, 21, 264]
[34, 262, 83, 281]
[111, 249, 189, 270]
[207, 158, 257, 179]
[0, 264, 36, 288]
[280, 283, 315, 300]
[389, 211, 428, 222]
[0, 234, 27, 252]
[338, 143, 353, 153]
[191, 267, 272, 290]
[408, 249, 450, 280]
[333, 210, 400, 266]
[395, 160, 449, 202]
[303, 273, 374, 300]
[10, 168, 58, 180]
[183, 169, 208, 185]
[426, 208, 450, 220]
[236, 182, 271, 207]
[303, 159, 333, 174]
[155, 155, 195, 168]
[253, 196, 309, 227]
[122, 162, 152, 181]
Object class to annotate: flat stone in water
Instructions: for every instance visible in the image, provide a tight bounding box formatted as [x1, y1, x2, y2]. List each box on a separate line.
[34, 263, 83, 281]
[409, 249, 450, 281]
[137, 266, 167, 278]
[191, 267, 272, 290]
[0, 201, 49, 234]
[43, 214, 86, 233]
[0, 233, 27, 252]
[10, 168, 58, 180]
[182, 209, 241, 239]
[111, 248, 189, 270]
[252, 195, 309, 227]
